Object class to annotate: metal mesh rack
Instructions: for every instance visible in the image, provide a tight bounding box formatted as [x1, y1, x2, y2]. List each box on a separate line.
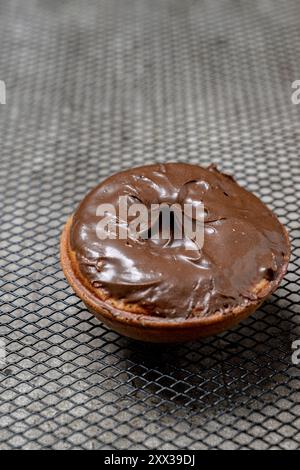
[0, 0, 300, 450]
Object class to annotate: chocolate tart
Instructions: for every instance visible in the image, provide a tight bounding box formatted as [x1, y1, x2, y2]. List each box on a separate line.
[60, 163, 290, 342]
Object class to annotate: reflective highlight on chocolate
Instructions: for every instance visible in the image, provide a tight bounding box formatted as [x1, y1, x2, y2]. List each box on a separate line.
[70, 163, 289, 319]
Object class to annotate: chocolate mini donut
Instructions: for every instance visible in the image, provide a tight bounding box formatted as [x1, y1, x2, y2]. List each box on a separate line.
[60, 163, 290, 342]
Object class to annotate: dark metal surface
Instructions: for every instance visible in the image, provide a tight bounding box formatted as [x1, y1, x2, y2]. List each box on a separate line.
[0, 0, 300, 449]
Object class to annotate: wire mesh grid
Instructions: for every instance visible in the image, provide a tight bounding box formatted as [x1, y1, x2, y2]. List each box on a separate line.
[0, 0, 300, 450]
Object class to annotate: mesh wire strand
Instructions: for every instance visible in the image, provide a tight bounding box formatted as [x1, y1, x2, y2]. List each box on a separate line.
[0, 0, 300, 450]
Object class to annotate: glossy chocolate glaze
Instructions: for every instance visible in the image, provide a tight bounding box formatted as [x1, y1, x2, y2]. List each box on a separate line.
[70, 163, 289, 319]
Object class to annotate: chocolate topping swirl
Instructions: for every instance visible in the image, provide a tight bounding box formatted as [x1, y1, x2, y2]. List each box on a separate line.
[70, 163, 289, 319]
